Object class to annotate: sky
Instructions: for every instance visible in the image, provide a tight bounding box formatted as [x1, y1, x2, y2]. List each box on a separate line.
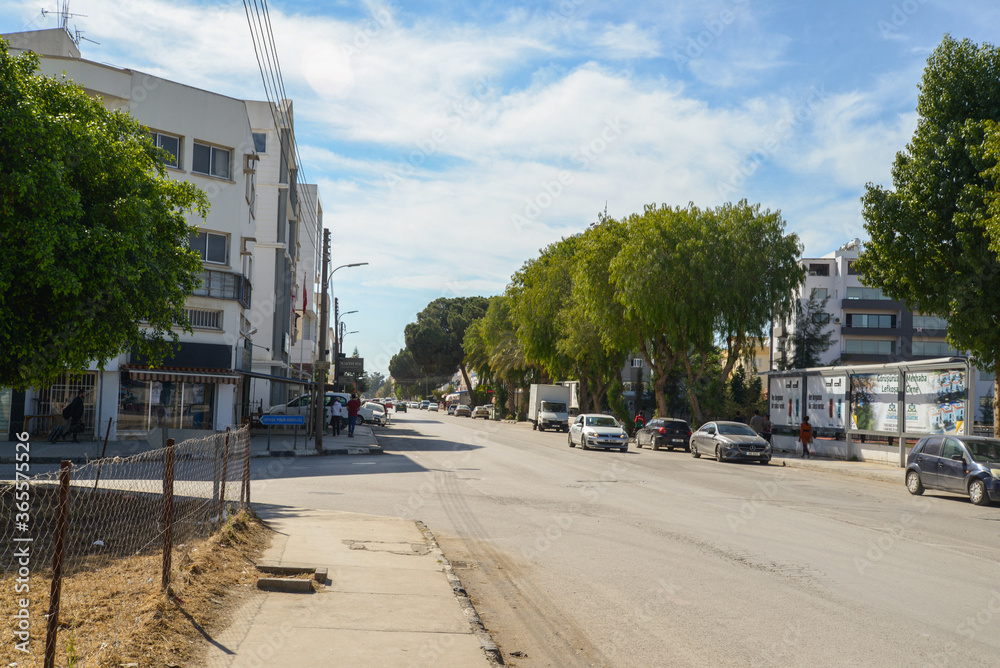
[4, 0, 1000, 379]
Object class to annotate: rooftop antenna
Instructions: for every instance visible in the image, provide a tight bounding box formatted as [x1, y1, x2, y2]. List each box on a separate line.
[41, 0, 89, 45]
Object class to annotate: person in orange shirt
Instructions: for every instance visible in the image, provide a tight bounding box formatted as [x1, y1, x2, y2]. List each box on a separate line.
[798, 415, 813, 459]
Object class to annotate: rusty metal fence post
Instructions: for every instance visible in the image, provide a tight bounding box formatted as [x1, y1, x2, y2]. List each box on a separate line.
[43, 460, 72, 668]
[218, 427, 231, 522]
[161, 438, 175, 591]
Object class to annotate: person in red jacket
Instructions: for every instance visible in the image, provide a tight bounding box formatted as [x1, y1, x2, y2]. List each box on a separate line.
[346, 393, 362, 437]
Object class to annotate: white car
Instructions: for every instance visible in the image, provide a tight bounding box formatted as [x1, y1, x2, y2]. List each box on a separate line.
[356, 401, 387, 426]
[568, 414, 629, 452]
[428, 402, 439, 412]
[268, 392, 350, 423]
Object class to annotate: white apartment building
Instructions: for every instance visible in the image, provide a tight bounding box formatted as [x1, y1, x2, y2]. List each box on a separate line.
[2, 28, 316, 442]
[773, 238, 956, 369]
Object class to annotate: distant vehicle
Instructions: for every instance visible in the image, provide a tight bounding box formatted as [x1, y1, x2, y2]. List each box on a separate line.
[635, 418, 692, 451]
[420, 400, 430, 410]
[428, 402, 439, 412]
[356, 402, 386, 426]
[905, 434, 1000, 506]
[527, 384, 571, 432]
[395, 401, 407, 413]
[471, 405, 491, 419]
[447, 404, 457, 415]
[454, 404, 472, 417]
[690, 421, 770, 464]
[410, 401, 419, 409]
[568, 414, 629, 452]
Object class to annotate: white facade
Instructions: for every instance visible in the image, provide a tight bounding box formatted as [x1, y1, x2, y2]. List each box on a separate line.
[5, 28, 280, 441]
[773, 238, 956, 369]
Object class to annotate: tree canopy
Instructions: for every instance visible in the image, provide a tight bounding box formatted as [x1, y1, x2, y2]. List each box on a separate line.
[404, 296, 488, 395]
[0, 41, 208, 388]
[857, 35, 1000, 429]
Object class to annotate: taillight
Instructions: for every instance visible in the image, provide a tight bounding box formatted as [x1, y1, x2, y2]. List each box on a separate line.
[658, 427, 666, 435]
[687, 429, 692, 436]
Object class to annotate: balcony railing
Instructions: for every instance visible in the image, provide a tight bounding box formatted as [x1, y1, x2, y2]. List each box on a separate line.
[192, 269, 252, 309]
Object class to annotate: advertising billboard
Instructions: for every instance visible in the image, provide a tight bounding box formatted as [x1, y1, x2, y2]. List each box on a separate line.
[902, 368, 966, 435]
[850, 372, 900, 432]
[807, 375, 847, 429]
[769, 376, 802, 427]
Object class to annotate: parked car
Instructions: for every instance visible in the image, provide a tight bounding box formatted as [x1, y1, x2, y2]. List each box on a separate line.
[690, 421, 770, 464]
[905, 434, 1000, 505]
[454, 404, 472, 417]
[471, 405, 491, 419]
[635, 418, 692, 451]
[268, 391, 351, 425]
[420, 400, 430, 410]
[396, 401, 407, 413]
[355, 401, 386, 426]
[428, 402, 439, 412]
[447, 404, 457, 415]
[568, 414, 629, 452]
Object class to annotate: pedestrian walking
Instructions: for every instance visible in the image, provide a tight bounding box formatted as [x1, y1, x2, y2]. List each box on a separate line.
[748, 409, 766, 435]
[798, 415, 813, 458]
[62, 389, 86, 443]
[633, 412, 646, 432]
[330, 398, 344, 436]
[346, 393, 361, 437]
[762, 413, 772, 444]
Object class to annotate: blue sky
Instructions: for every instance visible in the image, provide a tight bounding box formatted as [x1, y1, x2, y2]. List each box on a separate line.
[4, 0, 1000, 378]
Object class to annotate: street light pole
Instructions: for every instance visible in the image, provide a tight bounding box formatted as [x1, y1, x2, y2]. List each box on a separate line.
[314, 229, 331, 452]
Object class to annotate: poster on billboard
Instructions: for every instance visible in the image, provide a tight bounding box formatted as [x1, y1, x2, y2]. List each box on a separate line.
[850, 372, 901, 432]
[807, 375, 847, 429]
[902, 368, 966, 435]
[769, 376, 802, 427]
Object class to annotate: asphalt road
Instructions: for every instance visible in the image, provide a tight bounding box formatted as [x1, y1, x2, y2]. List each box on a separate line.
[250, 410, 1000, 667]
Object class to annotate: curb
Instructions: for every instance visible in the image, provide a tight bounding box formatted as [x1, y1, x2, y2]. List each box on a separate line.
[0, 445, 383, 465]
[415, 520, 505, 667]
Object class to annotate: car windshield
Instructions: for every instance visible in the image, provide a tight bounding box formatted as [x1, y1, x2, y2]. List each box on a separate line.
[541, 401, 567, 412]
[586, 416, 619, 428]
[967, 439, 1000, 464]
[718, 424, 757, 436]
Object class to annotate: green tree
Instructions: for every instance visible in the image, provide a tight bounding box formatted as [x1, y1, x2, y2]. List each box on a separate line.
[389, 348, 424, 398]
[404, 296, 489, 396]
[0, 41, 209, 388]
[784, 293, 834, 369]
[857, 35, 1000, 433]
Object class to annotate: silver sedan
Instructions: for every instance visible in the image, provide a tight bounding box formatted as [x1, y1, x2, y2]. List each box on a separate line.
[568, 414, 629, 452]
[690, 421, 771, 464]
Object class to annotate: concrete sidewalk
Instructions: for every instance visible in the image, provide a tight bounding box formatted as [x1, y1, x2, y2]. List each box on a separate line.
[206, 506, 498, 668]
[1, 425, 382, 464]
[770, 451, 905, 484]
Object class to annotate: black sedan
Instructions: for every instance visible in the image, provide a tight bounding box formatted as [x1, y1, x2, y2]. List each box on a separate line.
[635, 418, 691, 451]
[690, 421, 771, 464]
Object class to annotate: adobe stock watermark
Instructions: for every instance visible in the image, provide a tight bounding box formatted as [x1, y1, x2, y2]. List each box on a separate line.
[672, 0, 752, 71]
[852, 495, 931, 576]
[716, 84, 828, 197]
[925, 591, 1000, 667]
[342, 2, 399, 59]
[544, 0, 588, 30]
[383, 75, 500, 193]
[511, 115, 627, 233]
[877, 0, 929, 39]
[725, 470, 789, 532]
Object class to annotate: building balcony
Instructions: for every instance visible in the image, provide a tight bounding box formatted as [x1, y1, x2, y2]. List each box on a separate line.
[840, 326, 899, 337]
[192, 269, 252, 309]
[840, 298, 905, 310]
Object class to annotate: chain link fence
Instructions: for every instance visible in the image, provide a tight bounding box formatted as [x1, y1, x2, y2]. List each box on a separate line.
[1, 425, 251, 667]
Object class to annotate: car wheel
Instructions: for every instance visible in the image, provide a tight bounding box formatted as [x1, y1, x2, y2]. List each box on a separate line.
[652, 439, 659, 451]
[636, 436, 642, 449]
[969, 478, 989, 506]
[581, 435, 588, 450]
[691, 443, 700, 458]
[620, 446, 627, 453]
[667, 446, 674, 451]
[716, 445, 724, 462]
[905, 470, 924, 495]
[759, 458, 770, 465]
[568, 432, 575, 448]
[356, 416, 365, 425]
[685, 444, 691, 453]
[539, 424, 545, 432]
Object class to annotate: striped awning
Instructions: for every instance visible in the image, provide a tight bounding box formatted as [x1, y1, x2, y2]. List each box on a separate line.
[122, 366, 240, 385]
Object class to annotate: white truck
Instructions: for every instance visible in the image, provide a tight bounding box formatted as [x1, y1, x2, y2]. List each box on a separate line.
[528, 384, 571, 432]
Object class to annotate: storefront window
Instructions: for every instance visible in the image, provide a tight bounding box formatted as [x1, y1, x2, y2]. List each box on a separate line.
[118, 374, 215, 433]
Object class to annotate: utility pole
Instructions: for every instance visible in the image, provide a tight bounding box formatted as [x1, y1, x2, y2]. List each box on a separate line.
[314, 229, 330, 453]
[333, 297, 340, 394]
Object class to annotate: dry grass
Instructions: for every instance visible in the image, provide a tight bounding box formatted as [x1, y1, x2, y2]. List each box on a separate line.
[0, 509, 272, 667]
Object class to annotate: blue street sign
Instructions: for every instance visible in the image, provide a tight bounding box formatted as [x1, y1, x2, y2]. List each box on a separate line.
[259, 414, 306, 426]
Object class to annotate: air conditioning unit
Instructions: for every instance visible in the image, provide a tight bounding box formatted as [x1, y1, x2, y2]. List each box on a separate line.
[833, 317, 841, 324]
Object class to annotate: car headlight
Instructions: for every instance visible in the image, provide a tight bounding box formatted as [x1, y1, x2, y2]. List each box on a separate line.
[619, 433, 628, 439]
[584, 430, 597, 437]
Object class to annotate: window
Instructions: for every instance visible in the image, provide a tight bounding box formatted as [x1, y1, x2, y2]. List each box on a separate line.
[846, 314, 896, 329]
[808, 263, 830, 276]
[912, 340, 958, 356]
[630, 358, 644, 368]
[847, 259, 862, 275]
[150, 131, 180, 168]
[812, 312, 831, 325]
[810, 287, 829, 300]
[844, 339, 896, 355]
[184, 308, 222, 330]
[919, 436, 943, 457]
[252, 132, 267, 153]
[192, 142, 231, 179]
[941, 438, 964, 461]
[189, 231, 228, 264]
[913, 315, 948, 330]
[117, 377, 215, 432]
[846, 286, 891, 300]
